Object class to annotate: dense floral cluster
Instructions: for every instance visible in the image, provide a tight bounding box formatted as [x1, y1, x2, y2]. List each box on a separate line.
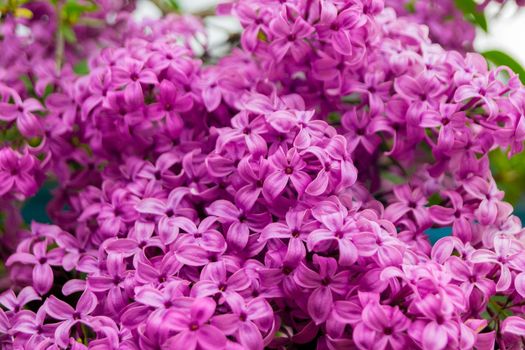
[1, 0, 525, 349]
[387, 0, 525, 50]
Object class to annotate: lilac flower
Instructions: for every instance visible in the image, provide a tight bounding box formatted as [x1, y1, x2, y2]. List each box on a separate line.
[147, 80, 193, 136]
[136, 187, 193, 244]
[87, 254, 131, 313]
[0, 286, 40, 313]
[172, 216, 227, 252]
[45, 290, 98, 348]
[6, 239, 63, 295]
[216, 111, 268, 155]
[429, 191, 472, 242]
[211, 293, 273, 350]
[307, 205, 377, 266]
[207, 199, 269, 250]
[385, 184, 429, 226]
[0, 88, 43, 137]
[294, 256, 349, 324]
[268, 13, 315, 62]
[0, 148, 39, 197]
[192, 261, 250, 301]
[471, 235, 525, 291]
[135, 252, 183, 286]
[136, 152, 184, 187]
[164, 297, 227, 350]
[260, 210, 316, 263]
[234, 157, 271, 210]
[12, 306, 57, 347]
[263, 147, 310, 200]
[353, 303, 411, 349]
[463, 177, 504, 226]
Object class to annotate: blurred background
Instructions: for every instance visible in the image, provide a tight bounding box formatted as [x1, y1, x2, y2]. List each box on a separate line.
[475, 2, 525, 65]
[135, 0, 525, 65]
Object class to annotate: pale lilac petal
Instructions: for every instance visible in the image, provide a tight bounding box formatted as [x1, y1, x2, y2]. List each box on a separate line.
[307, 287, 332, 324]
[165, 331, 197, 350]
[46, 296, 75, 320]
[238, 322, 263, 350]
[33, 264, 53, 295]
[197, 325, 228, 350]
[422, 322, 447, 350]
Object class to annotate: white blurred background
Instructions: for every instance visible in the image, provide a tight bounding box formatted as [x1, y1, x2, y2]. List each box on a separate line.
[475, 2, 525, 65]
[135, 0, 525, 65]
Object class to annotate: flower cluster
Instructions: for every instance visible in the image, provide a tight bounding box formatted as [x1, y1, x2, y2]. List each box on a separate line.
[387, 0, 525, 50]
[0, 0, 525, 349]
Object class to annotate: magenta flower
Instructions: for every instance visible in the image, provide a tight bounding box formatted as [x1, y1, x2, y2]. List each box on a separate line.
[429, 191, 472, 242]
[502, 316, 525, 337]
[87, 254, 131, 313]
[471, 235, 525, 291]
[445, 256, 495, 297]
[45, 290, 98, 348]
[385, 184, 429, 226]
[147, 80, 193, 136]
[6, 239, 63, 295]
[454, 75, 502, 118]
[1, 0, 525, 348]
[307, 205, 377, 266]
[0, 286, 39, 313]
[207, 199, 269, 250]
[263, 147, 310, 200]
[294, 256, 350, 324]
[316, 3, 363, 55]
[216, 111, 268, 156]
[191, 261, 251, 301]
[164, 297, 227, 350]
[136, 187, 193, 244]
[172, 216, 227, 252]
[463, 177, 503, 226]
[0, 88, 43, 137]
[234, 157, 271, 210]
[0, 148, 39, 197]
[353, 302, 411, 349]
[136, 152, 184, 187]
[268, 13, 314, 62]
[112, 59, 158, 88]
[260, 209, 316, 263]
[135, 252, 183, 286]
[211, 293, 273, 350]
[12, 306, 57, 346]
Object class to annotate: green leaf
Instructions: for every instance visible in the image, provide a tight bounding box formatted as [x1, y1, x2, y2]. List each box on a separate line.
[490, 148, 525, 205]
[454, 0, 488, 32]
[327, 112, 341, 125]
[381, 171, 405, 185]
[61, 24, 77, 43]
[166, 0, 181, 12]
[257, 30, 268, 43]
[404, 0, 416, 13]
[427, 193, 443, 206]
[482, 50, 525, 84]
[73, 60, 89, 75]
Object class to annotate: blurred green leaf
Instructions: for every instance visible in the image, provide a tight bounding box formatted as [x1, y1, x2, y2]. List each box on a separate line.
[482, 50, 525, 84]
[490, 148, 525, 205]
[73, 60, 89, 75]
[327, 112, 341, 125]
[404, 0, 416, 13]
[166, 0, 181, 12]
[63, 0, 97, 21]
[454, 0, 488, 32]
[61, 24, 76, 43]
